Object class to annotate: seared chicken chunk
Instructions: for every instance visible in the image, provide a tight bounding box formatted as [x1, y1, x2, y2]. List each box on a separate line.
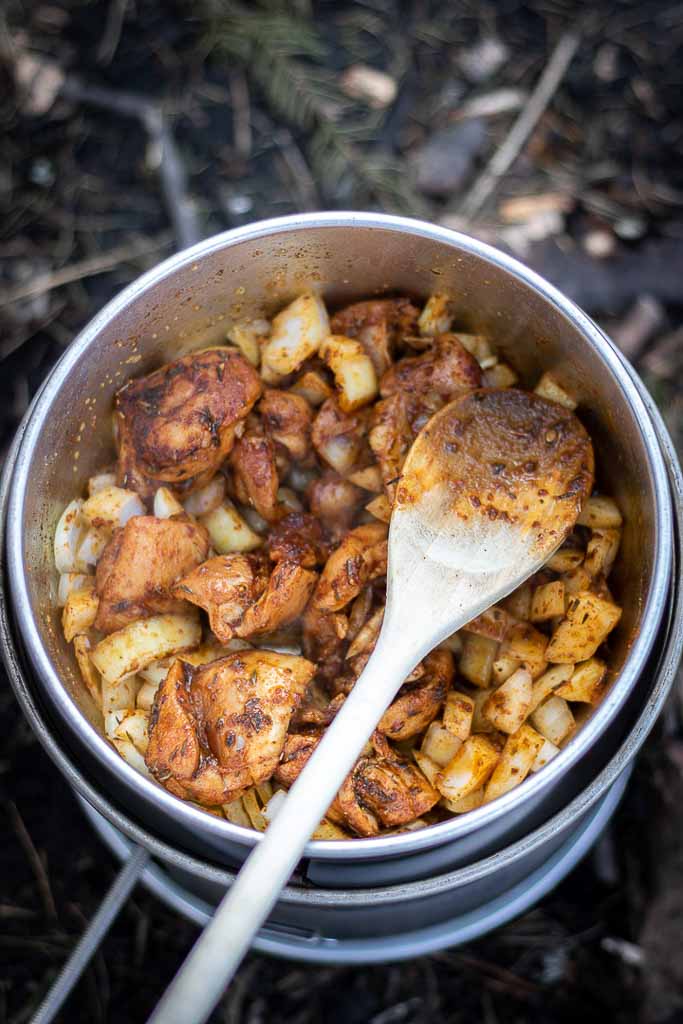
[369, 393, 414, 502]
[330, 298, 420, 376]
[116, 349, 261, 498]
[172, 553, 316, 642]
[146, 651, 315, 805]
[275, 730, 438, 836]
[229, 418, 281, 521]
[94, 515, 209, 634]
[306, 473, 364, 539]
[267, 511, 329, 568]
[302, 601, 348, 686]
[379, 333, 481, 405]
[378, 649, 453, 740]
[313, 522, 388, 613]
[259, 389, 312, 462]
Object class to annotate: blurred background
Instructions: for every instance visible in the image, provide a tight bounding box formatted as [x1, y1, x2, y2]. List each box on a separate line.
[1, 1, 682, 1021]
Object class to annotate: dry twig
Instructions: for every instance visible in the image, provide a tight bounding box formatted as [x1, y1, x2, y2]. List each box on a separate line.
[8, 802, 58, 922]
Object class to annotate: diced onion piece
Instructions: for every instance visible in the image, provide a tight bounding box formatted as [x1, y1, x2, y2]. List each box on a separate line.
[546, 545, 584, 573]
[442, 691, 474, 742]
[320, 335, 378, 412]
[106, 708, 150, 754]
[223, 798, 252, 828]
[261, 292, 330, 376]
[441, 787, 485, 814]
[482, 667, 532, 734]
[311, 820, 350, 840]
[462, 606, 510, 643]
[76, 526, 109, 569]
[88, 471, 117, 496]
[316, 433, 361, 475]
[73, 635, 101, 705]
[530, 580, 565, 622]
[138, 658, 173, 686]
[54, 499, 85, 573]
[503, 583, 532, 620]
[456, 333, 497, 369]
[529, 663, 574, 713]
[262, 789, 288, 823]
[530, 695, 575, 745]
[531, 736, 560, 772]
[546, 591, 622, 663]
[584, 528, 621, 577]
[347, 464, 383, 493]
[289, 369, 333, 407]
[491, 653, 521, 684]
[437, 735, 500, 803]
[471, 688, 496, 733]
[82, 486, 145, 530]
[483, 362, 518, 388]
[136, 679, 160, 712]
[418, 293, 453, 336]
[421, 722, 462, 767]
[58, 572, 92, 607]
[277, 487, 303, 514]
[62, 583, 98, 643]
[101, 674, 139, 714]
[555, 657, 607, 703]
[241, 788, 268, 831]
[438, 632, 463, 655]
[459, 633, 498, 687]
[226, 318, 269, 367]
[91, 613, 201, 684]
[154, 487, 184, 519]
[255, 780, 273, 805]
[577, 495, 623, 529]
[483, 724, 545, 803]
[200, 501, 263, 553]
[413, 749, 441, 787]
[561, 566, 593, 599]
[502, 623, 548, 679]
[534, 372, 578, 410]
[365, 493, 392, 523]
[183, 476, 226, 517]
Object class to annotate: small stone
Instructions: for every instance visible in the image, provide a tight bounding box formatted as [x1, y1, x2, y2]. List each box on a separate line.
[340, 65, 398, 109]
[583, 228, 615, 259]
[459, 37, 509, 83]
[412, 120, 487, 198]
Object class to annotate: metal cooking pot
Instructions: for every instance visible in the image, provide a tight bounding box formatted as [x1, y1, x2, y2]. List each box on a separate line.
[2, 214, 682, 956]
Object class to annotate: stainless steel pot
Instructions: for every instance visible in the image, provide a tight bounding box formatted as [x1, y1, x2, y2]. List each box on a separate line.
[2, 214, 681, 917]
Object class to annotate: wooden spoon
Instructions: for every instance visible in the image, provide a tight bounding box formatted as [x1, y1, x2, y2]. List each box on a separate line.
[147, 388, 594, 1024]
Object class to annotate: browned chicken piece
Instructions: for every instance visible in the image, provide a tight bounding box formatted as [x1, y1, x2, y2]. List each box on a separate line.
[313, 522, 388, 613]
[291, 691, 345, 730]
[229, 417, 281, 521]
[267, 511, 329, 568]
[259, 389, 312, 462]
[275, 730, 439, 836]
[306, 472, 364, 539]
[146, 651, 315, 806]
[378, 649, 453, 740]
[330, 298, 420, 376]
[172, 554, 316, 642]
[94, 515, 209, 634]
[302, 601, 348, 687]
[379, 334, 482, 408]
[115, 349, 261, 498]
[311, 398, 369, 475]
[369, 393, 414, 502]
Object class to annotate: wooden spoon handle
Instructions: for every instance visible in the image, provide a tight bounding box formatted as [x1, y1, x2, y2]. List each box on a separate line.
[146, 632, 416, 1024]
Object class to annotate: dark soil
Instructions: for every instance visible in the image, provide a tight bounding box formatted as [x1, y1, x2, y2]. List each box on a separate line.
[1, 2, 682, 1022]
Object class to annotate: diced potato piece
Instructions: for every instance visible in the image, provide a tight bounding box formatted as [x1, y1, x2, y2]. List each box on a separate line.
[101, 674, 139, 714]
[482, 667, 532, 734]
[530, 695, 575, 745]
[73, 635, 101, 705]
[531, 736, 560, 772]
[57, 572, 92, 607]
[183, 475, 226, 517]
[483, 362, 518, 388]
[226, 317, 270, 367]
[82, 486, 145, 530]
[562, 566, 592, 599]
[503, 622, 548, 678]
[262, 789, 287, 822]
[462, 606, 510, 642]
[556, 657, 607, 703]
[584, 528, 621, 577]
[242, 788, 268, 831]
[421, 722, 462, 767]
[136, 679, 159, 712]
[365, 493, 392, 523]
[471, 688, 496, 733]
[530, 580, 565, 622]
[255, 780, 273, 804]
[437, 735, 500, 802]
[529, 663, 574, 713]
[492, 653, 521, 684]
[289, 369, 333, 407]
[503, 583, 532, 621]
[577, 495, 623, 529]
[62, 583, 98, 643]
[54, 499, 85, 573]
[457, 333, 497, 369]
[443, 690, 474, 742]
[138, 658, 173, 686]
[312, 820, 350, 840]
[459, 633, 498, 687]
[534, 372, 577, 410]
[347, 464, 383, 493]
[546, 591, 622, 663]
[413, 749, 441, 787]
[546, 545, 584, 573]
[91, 613, 201, 684]
[261, 292, 330, 376]
[105, 709, 151, 776]
[200, 501, 262, 553]
[153, 487, 184, 519]
[76, 527, 109, 570]
[88, 471, 118, 496]
[320, 335, 378, 412]
[483, 724, 545, 803]
[441, 787, 485, 813]
[223, 798, 252, 828]
[418, 293, 453, 336]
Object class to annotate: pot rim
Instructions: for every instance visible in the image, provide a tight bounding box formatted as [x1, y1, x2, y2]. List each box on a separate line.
[4, 211, 676, 860]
